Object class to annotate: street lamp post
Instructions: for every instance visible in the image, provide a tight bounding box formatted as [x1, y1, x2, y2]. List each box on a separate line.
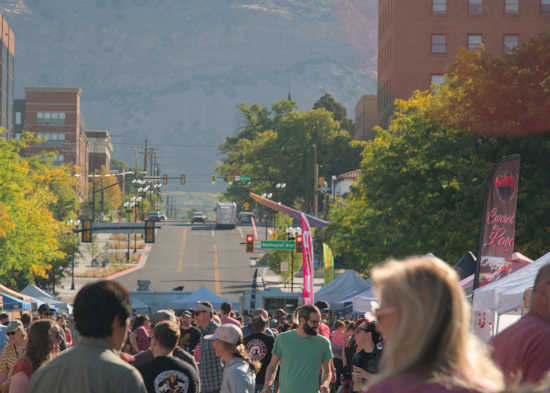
[66, 219, 80, 290]
[286, 226, 301, 293]
[123, 201, 132, 261]
[266, 193, 273, 240]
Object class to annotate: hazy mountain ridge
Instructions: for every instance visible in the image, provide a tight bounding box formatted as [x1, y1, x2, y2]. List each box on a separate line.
[1, 0, 378, 191]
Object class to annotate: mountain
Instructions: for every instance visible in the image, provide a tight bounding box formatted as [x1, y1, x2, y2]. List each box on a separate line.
[1, 0, 378, 192]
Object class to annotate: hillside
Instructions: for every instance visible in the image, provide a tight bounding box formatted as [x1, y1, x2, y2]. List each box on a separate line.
[1, 0, 378, 191]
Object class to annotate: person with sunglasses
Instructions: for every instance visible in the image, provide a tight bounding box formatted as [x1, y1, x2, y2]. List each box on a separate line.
[8, 320, 61, 393]
[38, 304, 66, 352]
[193, 301, 224, 393]
[0, 320, 27, 387]
[350, 322, 382, 392]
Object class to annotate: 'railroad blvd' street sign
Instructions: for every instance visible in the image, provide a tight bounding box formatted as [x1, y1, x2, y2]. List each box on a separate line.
[280, 262, 289, 272]
[235, 175, 251, 182]
[91, 223, 146, 234]
[256, 240, 295, 250]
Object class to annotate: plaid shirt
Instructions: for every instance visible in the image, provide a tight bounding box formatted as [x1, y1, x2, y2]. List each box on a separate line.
[199, 320, 223, 393]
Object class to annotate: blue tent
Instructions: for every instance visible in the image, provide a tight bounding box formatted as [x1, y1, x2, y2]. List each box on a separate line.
[1, 293, 32, 311]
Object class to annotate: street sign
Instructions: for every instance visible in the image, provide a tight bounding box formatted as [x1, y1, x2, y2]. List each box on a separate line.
[237, 176, 251, 182]
[156, 202, 160, 208]
[243, 202, 250, 210]
[255, 240, 295, 250]
[270, 231, 277, 240]
[280, 262, 289, 272]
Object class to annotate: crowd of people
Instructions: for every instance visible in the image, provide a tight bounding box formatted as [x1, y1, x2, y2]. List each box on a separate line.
[0, 258, 548, 393]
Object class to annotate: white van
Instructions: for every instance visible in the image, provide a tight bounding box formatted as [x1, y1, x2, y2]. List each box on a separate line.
[216, 202, 237, 229]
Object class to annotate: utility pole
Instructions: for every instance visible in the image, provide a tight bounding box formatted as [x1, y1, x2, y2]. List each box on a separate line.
[313, 143, 318, 218]
[144, 139, 148, 176]
[100, 175, 104, 214]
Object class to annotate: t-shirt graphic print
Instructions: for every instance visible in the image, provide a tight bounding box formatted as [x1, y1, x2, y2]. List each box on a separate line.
[154, 369, 190, 393]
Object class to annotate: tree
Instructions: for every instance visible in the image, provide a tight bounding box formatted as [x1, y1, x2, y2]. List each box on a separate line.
[216, 99, 362, 211]
[266, 214, 302, 286]
[313, 93, 355, 136]
[186, 208, 198, 219]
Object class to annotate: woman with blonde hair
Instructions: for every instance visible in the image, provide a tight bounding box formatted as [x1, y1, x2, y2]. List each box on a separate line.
[367, 256, 504, 393]
[9, 320, 62, 393]
[0, 321, 27, 388]
[206, 324, 260, 393]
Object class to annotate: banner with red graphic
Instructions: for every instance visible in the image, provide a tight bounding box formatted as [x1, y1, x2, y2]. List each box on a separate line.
[301, 213, 314, 305]
[474, 155, 520, 289]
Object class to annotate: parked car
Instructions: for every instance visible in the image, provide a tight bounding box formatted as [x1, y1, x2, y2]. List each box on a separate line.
[147, 211, 165, 222]
[242, 213, 255, 223]
[158, 211, 168, 220]
[192, 212, 206, 224]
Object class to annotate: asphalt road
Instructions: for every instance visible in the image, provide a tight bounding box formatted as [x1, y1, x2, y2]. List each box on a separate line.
[114, 220, 265, 302]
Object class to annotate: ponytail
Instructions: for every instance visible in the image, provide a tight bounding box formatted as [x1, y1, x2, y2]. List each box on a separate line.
[216, 340, 261, 374]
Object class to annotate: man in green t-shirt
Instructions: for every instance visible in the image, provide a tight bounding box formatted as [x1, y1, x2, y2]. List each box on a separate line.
[260, 304, 333, 393]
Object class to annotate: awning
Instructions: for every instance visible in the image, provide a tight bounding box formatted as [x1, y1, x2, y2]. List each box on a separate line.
[249, 192, 329, 229]
[0, 284, 33, 303]
[0, 293, 32, 311]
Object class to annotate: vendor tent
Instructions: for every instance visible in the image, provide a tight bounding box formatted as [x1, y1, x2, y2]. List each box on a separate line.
[453, 252, 477, 281]
[0, 293, 32, 311]
[314, 270, 371, 304]
[331, 286, 378, 312]
[20, 285, 69, 311]
[131, 298, 151, 315]
[166, 286, 239, 311]
[473, 251, 550, 312]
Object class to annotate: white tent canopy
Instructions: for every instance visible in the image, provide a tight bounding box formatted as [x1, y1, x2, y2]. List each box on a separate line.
[131, 297, 151, 315]
[331, 286, 377, 312]
[314, 270, 371, 304]
[473, 251, 550, 312]
[20, 284, 70, 311]
[166, 286, 240, 311]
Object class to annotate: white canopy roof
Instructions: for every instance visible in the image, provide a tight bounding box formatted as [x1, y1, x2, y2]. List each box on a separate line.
[314, 270, 371, 304]
[331, 285, 377, 312]
[166, 286, 239, 311]
[20, 285, 70, 311]
[131, 297, 151, 314]
[472, 251, 550, 312]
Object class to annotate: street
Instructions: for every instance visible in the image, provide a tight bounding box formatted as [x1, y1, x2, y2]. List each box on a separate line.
[113, 220, 264, 302]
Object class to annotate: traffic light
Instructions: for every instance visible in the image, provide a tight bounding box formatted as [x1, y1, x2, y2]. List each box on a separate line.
[145, 220, 155, 243]
[81, 220, 92, 243]
[318, 177, 324, 187]
[245, 234, 254, 253]
[211, 175, 216, 185]
[181, 175, 186, 184]
[295, 235, 303, 254]
[163, 175, 168, 185]
[228, 176, 233, 185]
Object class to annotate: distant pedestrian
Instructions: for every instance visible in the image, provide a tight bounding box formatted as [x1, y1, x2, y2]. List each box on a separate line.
[349, 321, 383, 392]
[367, 256, 503, 393]
[314, 301, 331, 339]
[178, 310, 201, 354]
[219, 302, 242, 327]
[110, 213, 113, 222]
[10, 320, 62, 393]
[129, 315, 151, 354]
[274, 309, 285, 323]
[57, 316, 72, 348]
[28, 281, 148, 393]
[244, 315, 275, 393]
[137, 321, 200, 393]
[242, 310, 251, 326]
[0, 313, 10, 353]
[330, 320, 346, 392]
[206, 324, 260, 393]
[261, 305, 333, 393]
[20, 315, 31, 331]
[490, 263, 550, 387]
[99, 212, 105, 221]
[267, 314, 277, 329]
[241, 309, 275, 337]
[38, 304, 66, 352]
[193, 301, 223, 393]
[0, 320, 27, 386]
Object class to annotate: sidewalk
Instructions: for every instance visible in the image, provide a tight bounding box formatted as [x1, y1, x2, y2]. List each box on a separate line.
[57, 225, 154, 304]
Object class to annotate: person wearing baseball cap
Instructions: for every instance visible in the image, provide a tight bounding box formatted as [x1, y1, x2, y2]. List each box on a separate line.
[38, 304, 67, 352]
[0, 313, 9, 353]
[206, 324, 260, 393]
[243, 316, 275, 392]
[179, 310, 201, 354]
[0, 320, 27, 385]
[314, 301, 331, 339]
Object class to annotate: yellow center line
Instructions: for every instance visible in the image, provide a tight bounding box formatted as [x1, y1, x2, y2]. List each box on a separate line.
[213, 244, 221, 296]
[177, 227, 187, 273]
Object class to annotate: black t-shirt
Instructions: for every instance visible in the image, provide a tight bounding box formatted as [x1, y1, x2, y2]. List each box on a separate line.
[243, 332, 275, 385]
[137, 355, 200, 393]
[179, 326, 201, 353]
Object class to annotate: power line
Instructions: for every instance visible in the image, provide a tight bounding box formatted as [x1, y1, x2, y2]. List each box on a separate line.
[113, 142, 218, 147]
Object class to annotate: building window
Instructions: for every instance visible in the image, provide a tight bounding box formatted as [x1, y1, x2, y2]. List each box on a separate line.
[504, 35, 518, 52]
[52, 154, 65, 166]
[431, 75, 445, 85]
[432, 35, 446, 54]
[35, 132, 66, 146]
[542, 0, 550, 13]
[433, 0, 446, 13]
[468, 35, 483, 51]
[469, 0, 483, 13]
[505, 0, 519, 13]
[15, 112, 21, 125]
[35, 112, 66, 125]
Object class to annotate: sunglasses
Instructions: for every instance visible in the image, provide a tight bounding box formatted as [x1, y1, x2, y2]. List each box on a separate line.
[6, 330, 20, 336]
[42, 312, 54, 317]
[319, 310, 328, 313]
[194, 311, 205, 317]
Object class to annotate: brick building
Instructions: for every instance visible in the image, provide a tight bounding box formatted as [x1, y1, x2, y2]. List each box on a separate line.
[86, 130, 113, 174]
[0, 12, 14, 138]
[354, 94, 378, 141]
[17, 87, 89, 201]
[377, 0, 550, 128]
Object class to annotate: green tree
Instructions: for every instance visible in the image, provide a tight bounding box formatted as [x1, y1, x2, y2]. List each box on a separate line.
[313, 93, 355, 136]
[266, 214, 302, 286]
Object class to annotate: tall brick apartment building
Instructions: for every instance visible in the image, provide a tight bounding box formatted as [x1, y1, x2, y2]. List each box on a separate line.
[377, 0, 550, 128]
[18, 87, 89, 201]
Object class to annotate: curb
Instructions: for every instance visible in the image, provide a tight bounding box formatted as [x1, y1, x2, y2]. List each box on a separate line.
[106, 244, 148, 280]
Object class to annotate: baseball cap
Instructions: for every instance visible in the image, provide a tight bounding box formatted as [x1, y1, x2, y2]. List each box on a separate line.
[180, 310, 192, 318]
[204, 324, 243, 345]
[6, 320, 23, 333]
[0, 313, 8, 320]
[249, 315, 268, 334]
[153, 310, 177, 325]
[314, 301, 330, 311]
[38, 304, 55, 314]
[192, 301, 214, 314]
